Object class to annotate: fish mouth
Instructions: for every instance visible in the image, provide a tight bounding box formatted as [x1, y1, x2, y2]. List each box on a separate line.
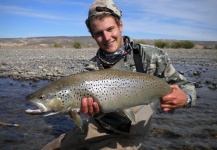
[25, 100, 51, 114]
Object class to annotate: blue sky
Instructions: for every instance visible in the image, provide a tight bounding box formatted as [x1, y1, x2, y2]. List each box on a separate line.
[0, 0, 217, 41]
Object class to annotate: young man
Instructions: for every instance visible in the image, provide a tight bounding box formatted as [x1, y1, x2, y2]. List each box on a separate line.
[43, 0, 196, 149]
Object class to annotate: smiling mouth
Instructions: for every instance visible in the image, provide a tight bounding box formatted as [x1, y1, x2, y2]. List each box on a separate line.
[104, 40, 115, 47]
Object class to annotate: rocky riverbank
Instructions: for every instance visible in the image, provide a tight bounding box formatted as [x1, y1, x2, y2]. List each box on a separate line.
[0, 48, 217, 81]
[0, 48, 97, 81]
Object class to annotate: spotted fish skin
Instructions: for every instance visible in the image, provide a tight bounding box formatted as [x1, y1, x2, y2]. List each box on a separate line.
[25, 69, 172, 115]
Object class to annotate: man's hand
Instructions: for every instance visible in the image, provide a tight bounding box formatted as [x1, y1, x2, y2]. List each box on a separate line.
[80, 97, 100, 115]
[161, 85, 187, 112]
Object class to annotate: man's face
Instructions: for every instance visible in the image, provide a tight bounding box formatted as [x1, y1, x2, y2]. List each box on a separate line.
[90, 16, 123, 53]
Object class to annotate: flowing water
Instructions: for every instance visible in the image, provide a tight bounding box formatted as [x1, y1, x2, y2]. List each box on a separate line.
[0, 64, 217, 150]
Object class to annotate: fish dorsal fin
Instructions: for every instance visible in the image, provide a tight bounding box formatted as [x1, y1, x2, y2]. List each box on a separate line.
[111, 58, 129, 71]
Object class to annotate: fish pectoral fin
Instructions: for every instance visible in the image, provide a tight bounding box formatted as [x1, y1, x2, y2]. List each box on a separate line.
[69, 110, 84, 133]
[123, 108, 136, 123]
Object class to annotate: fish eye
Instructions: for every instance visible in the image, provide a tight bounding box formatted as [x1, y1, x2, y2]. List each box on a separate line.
[39, 95, 45, 100]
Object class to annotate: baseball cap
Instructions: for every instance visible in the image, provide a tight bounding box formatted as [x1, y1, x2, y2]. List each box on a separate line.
[88, 0, 122, 19]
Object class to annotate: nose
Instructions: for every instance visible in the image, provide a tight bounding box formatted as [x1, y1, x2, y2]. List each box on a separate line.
[102, 31, 110, 41]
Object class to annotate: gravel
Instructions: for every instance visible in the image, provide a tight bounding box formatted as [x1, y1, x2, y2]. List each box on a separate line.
[0, 48, 217, 81]
[0, 48, 97, 80]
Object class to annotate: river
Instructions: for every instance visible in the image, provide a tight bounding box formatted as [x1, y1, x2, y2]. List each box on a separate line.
[0, 64, 217, 150]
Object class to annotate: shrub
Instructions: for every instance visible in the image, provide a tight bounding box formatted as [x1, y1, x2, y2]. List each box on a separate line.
[171, 41, 194, 49]
[171, 41, 182, 49]
[72, 41, 81, 49]
[154, 40, 170, 48]
[181, 41, 195, 49]
[134, 40, 146, 45]
[54, 43, 63, 48]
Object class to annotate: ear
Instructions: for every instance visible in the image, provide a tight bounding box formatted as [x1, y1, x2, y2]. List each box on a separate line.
[119, 20, 123, 32]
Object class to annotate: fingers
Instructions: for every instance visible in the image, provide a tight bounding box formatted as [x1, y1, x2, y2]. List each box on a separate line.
[81, 97, 88, 114]
[93, 102, 100, 114]
[161, 104, 174, 112]
[162, 107, 170, 112]
[81, 97, 99, 115]
[161, 85, 188, 112]
[161, 93, 175, 110]
[161, 85, 178, 101]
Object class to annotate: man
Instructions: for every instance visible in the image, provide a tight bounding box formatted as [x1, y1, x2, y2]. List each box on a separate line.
[43, 0, 196, 149]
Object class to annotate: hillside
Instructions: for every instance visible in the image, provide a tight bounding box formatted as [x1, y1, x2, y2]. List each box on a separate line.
[0, 36, 217, 49]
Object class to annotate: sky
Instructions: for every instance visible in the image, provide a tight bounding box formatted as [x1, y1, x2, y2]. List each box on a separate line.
[0, 0, 217, 41]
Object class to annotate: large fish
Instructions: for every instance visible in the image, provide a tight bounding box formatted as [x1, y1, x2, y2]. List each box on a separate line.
[25, 60, 172, 130]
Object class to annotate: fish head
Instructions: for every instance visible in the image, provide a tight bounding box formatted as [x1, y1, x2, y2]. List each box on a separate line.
[25, 90, 66, 115]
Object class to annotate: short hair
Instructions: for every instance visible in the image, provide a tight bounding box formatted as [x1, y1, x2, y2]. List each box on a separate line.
[85, 14, 121, 36]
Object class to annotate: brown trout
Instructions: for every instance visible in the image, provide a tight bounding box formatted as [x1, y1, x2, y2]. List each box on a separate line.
[25, 61, 172, 130]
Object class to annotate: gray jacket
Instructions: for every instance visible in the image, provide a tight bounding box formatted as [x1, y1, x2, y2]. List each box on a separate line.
[89, 42, 196, 135]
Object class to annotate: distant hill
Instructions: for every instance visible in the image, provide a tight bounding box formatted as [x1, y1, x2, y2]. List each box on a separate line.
[0, 36, 216, 49]
[0, 36, 97, 48]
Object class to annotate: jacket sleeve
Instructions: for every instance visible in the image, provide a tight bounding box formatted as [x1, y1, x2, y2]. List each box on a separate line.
[142, 45, 196, 106]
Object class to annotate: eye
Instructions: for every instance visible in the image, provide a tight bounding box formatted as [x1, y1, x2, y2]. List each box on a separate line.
[107, 27, 114, 32]
[38, 95, 45, 100]
[93, 31, 102, 38]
